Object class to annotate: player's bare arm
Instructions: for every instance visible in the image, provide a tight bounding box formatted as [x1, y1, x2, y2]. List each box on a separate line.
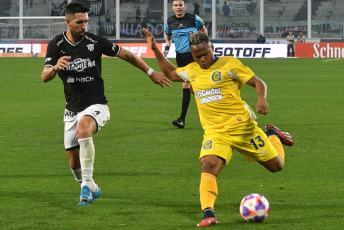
[117, 48, 172, 88]
[142, 28, 183, 82]
[163, 34, 172, 57]
[246, 75, 268, 115]
[41, 56, 71, 82]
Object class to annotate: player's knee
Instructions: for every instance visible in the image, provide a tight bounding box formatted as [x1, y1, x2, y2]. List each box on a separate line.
[76, 128, 90, 139]
[269, 162, 284, 173]
[76, 125, 94, 138]
[200, 155, 224, 175]
[201, 159, 216, 171]
[76, 116, 97, 138]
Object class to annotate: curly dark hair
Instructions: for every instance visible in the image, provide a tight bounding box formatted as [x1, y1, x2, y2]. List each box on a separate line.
[189, 31, 209, 46]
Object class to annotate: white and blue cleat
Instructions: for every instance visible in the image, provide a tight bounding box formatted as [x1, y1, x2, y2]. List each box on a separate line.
[77, 185, 101, 206]
[91, 186, 101, 201]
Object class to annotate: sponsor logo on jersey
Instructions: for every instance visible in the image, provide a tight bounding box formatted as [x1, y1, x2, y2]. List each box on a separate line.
[67, 77, 74, 83]
[178, 23, 186, 28]
[195, 87, 223, 105]
[211, 71, 222, 82]
[65, 58, 96, 72]
[67, 76, 95, 83]
[203, 140, 213, 150]
[75, 76, 94, 82]
[45, 57, 52, 62]
[195, 88, 222, 98]
[87, 44, 94, 51]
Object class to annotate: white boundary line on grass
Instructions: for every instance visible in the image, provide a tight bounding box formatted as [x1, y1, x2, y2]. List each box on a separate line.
[322, 58, 341, 62]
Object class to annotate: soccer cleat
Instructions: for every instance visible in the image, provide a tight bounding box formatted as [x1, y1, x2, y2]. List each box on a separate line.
[77, 185, 93, 206]
[265, 124, 294, 146]
[91, 186, 101, 202]
[172, 118, 185, 129]
[197, 217, 219, 227]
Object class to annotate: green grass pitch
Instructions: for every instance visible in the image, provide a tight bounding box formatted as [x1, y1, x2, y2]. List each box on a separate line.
[0, 57, 343, 229]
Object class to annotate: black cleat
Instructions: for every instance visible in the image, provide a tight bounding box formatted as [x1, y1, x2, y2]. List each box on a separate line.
[172, 118, 185, 129]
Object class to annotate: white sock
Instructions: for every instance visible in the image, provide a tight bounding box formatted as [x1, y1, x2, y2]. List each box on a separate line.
[71, 168, 82, 184]
[78, 137, 96, 190]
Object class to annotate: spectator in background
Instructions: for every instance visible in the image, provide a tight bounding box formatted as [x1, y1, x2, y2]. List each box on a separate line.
[256, 32, 266, 44]
[136, 5, 141, 23]
[51, 3, 59, 16]
[132, 0, 139, 8]
[297, 31, 306, 43]
[222, 1, 230, 17]
[286, 30, 294, 57]
[193, 1, 200, 15]
[59, 0, 68, 16]
[105, 9, 111, 22]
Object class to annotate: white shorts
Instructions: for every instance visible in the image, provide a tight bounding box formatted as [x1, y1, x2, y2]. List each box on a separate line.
[63, 104, 110, 150]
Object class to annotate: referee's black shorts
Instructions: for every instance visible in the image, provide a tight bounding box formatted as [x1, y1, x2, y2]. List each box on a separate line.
[176, 52, 195, 67]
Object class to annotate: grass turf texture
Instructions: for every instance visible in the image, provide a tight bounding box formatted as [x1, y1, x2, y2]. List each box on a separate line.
[0, 57, 343, 229]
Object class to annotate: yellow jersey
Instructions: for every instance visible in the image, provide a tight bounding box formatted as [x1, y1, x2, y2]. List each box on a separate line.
[176, 56, 258, 134]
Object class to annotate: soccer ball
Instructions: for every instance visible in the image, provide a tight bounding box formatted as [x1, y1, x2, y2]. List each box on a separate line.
[239, 193, 269, 223]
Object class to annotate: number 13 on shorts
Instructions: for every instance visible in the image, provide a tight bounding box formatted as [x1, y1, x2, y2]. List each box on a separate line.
[250, 135, 265, 150]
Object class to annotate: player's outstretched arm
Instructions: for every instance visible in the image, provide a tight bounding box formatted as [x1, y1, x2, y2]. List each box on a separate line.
[246, 75, 268, 115]
[141, 28, 183, 82]
[117, 48, 171, 88]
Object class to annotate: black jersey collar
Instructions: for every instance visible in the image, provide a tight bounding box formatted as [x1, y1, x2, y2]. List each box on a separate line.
[63, 32, 85, 46]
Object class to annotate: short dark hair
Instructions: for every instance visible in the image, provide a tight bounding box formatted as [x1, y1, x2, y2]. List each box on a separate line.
[189, 31, 209, 46]
[65, 1, 89, 17]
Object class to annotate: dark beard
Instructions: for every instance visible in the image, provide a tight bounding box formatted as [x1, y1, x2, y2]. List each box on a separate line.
[72, 31, 84, 42]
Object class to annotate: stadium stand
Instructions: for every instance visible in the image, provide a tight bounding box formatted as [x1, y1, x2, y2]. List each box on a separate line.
[1, 0, 343, 40]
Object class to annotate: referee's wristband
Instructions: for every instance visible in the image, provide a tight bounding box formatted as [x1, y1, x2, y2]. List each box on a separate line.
[146, 68, 154, 77]
[165, 46, 170, 51]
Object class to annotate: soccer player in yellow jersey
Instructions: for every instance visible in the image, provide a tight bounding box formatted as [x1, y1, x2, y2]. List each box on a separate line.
[142, 29, 294, 227]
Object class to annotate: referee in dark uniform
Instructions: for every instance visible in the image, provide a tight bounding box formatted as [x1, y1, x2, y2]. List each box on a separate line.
[164, 0, 207, 128]
[41, 1, 171, 206]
